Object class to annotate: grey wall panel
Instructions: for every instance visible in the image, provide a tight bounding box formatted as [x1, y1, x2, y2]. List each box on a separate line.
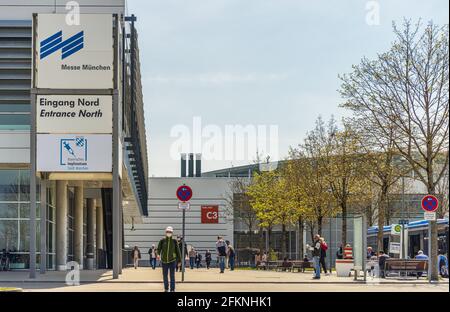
[0, 131, 29, 147]
[0, 132, 29, 163]
[0, 0, 125, 19]
[125, 177, 234, 257]
[0, 148, 29, 163]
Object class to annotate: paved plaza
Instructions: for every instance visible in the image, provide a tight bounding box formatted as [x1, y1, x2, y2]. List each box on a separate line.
[0, 268, 448, 292]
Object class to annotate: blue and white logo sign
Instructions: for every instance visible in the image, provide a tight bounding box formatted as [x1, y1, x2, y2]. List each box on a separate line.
[60, 137, 88, 166]
[40, 30, 84, 60]
[36, 14, 113, 89]
[37, 134, 112, 172]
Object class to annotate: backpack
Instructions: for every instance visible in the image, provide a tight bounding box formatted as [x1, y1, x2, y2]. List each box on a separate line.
[321, 242, 328, 251]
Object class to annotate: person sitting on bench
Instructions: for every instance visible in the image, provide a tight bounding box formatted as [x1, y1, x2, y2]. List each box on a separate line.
[415, 250, 428, 278]
[302, 254, 310, 272]
[281, 257, 291, 271]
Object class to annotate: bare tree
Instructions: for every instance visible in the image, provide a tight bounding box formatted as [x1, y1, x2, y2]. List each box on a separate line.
[347, 116, 409, 251]
[325, 123, 367, 246]
[435, 168, 449, 219]
[340, 20, 449, 280]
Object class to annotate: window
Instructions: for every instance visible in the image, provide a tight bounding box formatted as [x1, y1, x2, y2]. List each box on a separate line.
[19, 220, 40, 252]
[0, 170, 19, 201]
[19, 203, 40, 219]
[19, 170, 40, 201]
[0, 169, 54, 269]
[0, 114, 30, 130]
[0, 220, 18, 251]
[0, 202, 18, 218]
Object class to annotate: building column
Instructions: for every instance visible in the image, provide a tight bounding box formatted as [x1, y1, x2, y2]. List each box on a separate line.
[73, 184, 84, 269]
[96, 201, 104, 269]
[86, 198, 96, 270]
[55, 180, 68, 271]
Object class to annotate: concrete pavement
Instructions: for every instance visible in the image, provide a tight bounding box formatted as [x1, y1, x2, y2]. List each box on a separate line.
[0, 267, 448, 292]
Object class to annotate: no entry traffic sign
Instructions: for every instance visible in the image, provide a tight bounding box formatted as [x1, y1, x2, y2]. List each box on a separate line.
[421, 195, 439, 212]
[176, 185, 193, 202]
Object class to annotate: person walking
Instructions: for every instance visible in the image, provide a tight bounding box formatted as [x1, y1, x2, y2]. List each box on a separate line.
[312, 234, 321, 279]
[205, 250, 212, 269]
[378, 250, 390, 278]
[157, 226, 181, 292]
[319, 237, 329, 275]
[227, 243, 236, 271]
[189, 247, 197, 269]
[195, 252, 202, 269]
[148, 244, 157, 270]
[132, 246, 141, 269]
[216, 236, 228, 273]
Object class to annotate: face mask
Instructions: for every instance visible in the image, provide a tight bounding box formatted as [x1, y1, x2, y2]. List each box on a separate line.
[166, 233, 173, 238]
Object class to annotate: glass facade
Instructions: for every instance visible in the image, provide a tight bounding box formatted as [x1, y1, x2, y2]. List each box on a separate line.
[0, 169, 55, 269]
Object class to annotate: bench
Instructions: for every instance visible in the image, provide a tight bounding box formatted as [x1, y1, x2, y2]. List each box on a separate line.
[291, 260, 313, 272]
[266, 260, 314, 272]
[384, 259, 428, 279]
[267, 260, 282, 270]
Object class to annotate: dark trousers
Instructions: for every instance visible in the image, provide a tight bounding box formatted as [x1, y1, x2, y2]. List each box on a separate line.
[206, 260, 211, 269]
[189, 257, 195, 269]
[162, 261, 176, 291]
[229, 256, 235, 270]
[150, 258, 157, 269]
[320, 257, 327, 273]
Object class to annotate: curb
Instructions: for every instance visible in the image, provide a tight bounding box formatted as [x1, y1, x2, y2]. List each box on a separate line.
[0, 287, 23, 292]
[0, 280, 448, 285]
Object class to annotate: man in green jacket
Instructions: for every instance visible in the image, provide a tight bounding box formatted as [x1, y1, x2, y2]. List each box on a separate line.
[157, 226, 181, 292]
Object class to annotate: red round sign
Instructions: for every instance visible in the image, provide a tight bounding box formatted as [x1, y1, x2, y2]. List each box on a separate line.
[176, 185, 193, 202]
[421, 195, 439, 212]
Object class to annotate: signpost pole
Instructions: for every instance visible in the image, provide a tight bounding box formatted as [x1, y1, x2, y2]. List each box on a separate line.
[112, 89, 120, 280]
[182, 209, 186, 282]
[421, 195, 439, 282]
[401, 223, 405, 259]
[176, 184, 192, 283]
[40, 178, 47, 274]
[428, 221, 432, 283]
[362, 215, 367, 282]
[29, 88, 37, 279]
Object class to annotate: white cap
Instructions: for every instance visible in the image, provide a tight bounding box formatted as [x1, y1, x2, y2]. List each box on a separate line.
[165, 226, 173, 233]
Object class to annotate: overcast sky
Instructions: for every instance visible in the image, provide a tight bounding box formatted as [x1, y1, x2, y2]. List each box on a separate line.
[126, 0, 449, 177]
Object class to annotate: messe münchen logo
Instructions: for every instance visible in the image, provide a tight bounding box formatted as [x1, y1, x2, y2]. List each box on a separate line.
[40, 30, 84, 60]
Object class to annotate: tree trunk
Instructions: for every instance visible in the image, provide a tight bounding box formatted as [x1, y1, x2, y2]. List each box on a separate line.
[341, 201, 347, 246]
[258, 226, 264, 253]
[317, 215, 323, 236]
[309, 223, 315, 242]
[377, 184, 388, 253]
[248, 223, 253, 249]
[281, 224, 287, 258]
[298, 217, 304, 260]
[267, 227, 272, 253]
